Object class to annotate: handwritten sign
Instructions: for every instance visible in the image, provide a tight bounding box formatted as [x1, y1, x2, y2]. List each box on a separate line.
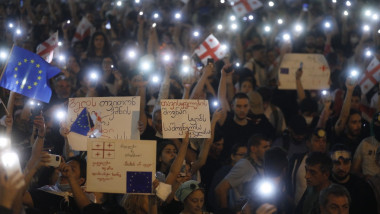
[86, 138, 156, 194]
[160, 99, 211, 138]
[278, 54, 330, 90]
[67, 97, 140, 151]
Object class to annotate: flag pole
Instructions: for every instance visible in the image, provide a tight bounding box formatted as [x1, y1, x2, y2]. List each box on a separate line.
[0, 97, 9, 115]
[0, 44, 15, 83]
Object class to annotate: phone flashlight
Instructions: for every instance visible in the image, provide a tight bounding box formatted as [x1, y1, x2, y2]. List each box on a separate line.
[163, 54, 171, 62]
[55, 110, 66, 121]
[231, 23, 238, 30]
[128, 50, 137, 59]
[151, 75, 159, 83]
[230, 15, 236, 21]
[345, 1, 351, 6]
[58, 41, 63, 47]
[58, 54, 66, 62]
[153, 13, 159, 19]
[258, 180, 275, 198]
[105, 21, 111, 30]
[0, 50, 8, 60]
[264, 25, 271, 33]
[365, 49, 372, 57]
[8, 23, 13, 28]
[116, 1, 122, 7]
[332, 0, 336, 3]
[295, 24, 303, 32]
[89, 72, 99, 81]
[363, 25, 370, 32]
[277, 18, 284, 25]
[282, 33, 291, 41]
[139, 11, 143, 16]
[324, 21, 331, 29]
[343, 10, 349, 16]
[365, 10, 372, 17]
[268, 1, 274, 7]
[175, 12, 181, 20]
[182, 55, 189, 60]
[66, 20, 71, 24]
[135, 0, 140, 3]
[213, 100, 219, 107]
[1, 150, 23, 179]
[193, 31, 200, 37]
[217, 24, 223, 30]
[0, 137, 10, 150]
[248, 15, 254, 20]
[15, 28, 21, 35]
[152, 23, 157, 28]
[182, 66, 190, 74]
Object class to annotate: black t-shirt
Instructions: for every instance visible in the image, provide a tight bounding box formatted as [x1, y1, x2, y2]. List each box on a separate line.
[30, 189, 81, 214]
[331, 174, 378, 214]
[218, 112, 274, 162]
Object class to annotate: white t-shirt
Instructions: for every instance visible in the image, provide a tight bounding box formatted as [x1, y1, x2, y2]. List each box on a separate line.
[353, 136, 380, 176]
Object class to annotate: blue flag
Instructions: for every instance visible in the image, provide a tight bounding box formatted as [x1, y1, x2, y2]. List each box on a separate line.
[126, 171, 152, 194]
[0, 46, 61, 103]
[70, 108, 90, 136]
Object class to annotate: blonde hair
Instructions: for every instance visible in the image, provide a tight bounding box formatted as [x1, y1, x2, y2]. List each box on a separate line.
[120, 194, 148, 214]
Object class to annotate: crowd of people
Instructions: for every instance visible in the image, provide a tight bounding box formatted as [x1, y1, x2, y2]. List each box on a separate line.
[0, 0, 379, 213]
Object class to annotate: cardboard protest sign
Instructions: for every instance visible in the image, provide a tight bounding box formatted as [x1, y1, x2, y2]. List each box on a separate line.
[160, 99, 211, 138]
[67, 97, 140, 151]
[86, 138, 156, 194]
[278, 54, 330, 90]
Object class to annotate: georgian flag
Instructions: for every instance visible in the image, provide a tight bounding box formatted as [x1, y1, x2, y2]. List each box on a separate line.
[36, 31, 58, 63]
[72, 16, 95, 44]
[193, 34, 227, 65]
[229, 0, 263, 18]
[359, 57, 380, 95]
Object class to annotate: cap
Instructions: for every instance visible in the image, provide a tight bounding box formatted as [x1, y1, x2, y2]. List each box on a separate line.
[331, 150, 351, 161]
[247, 91, 264, 115]
[313, 128, 326, 138]
[175, 180, 202, 202]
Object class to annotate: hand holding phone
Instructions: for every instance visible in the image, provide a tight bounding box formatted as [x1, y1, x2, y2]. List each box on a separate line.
[47, 154, 61, 168]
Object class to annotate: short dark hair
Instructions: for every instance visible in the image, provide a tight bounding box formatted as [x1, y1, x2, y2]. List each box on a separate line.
[247, 134, 268, 149]
[264, 147, 288, 178]
[319, 184, 351, 208]
[306, 152, 332, 173]
[66, 155, 87, 180]
[232, 93, 249, 103]
[231, 143, 247, 155]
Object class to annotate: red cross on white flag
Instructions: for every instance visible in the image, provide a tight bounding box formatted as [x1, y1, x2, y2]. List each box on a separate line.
[193, 34, 227, 65]
[36, 31, 58, 63]
[359, 57, 380, 95]
[92, 141, 115, 159]
[72, 16, 95, 45]
[229, 0, 263, 17]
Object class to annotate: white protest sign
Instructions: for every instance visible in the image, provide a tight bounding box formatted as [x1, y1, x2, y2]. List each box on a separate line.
[278, 54, 330, 90]
[160, 99, 211, 138]
[86, 138, 156, 194]
[67, 97, 140, 151]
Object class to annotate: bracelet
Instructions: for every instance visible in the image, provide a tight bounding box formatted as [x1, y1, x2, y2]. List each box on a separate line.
[37, 135, 45, 139]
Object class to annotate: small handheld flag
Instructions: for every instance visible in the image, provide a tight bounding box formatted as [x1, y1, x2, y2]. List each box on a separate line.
[70, 108, 90, 136]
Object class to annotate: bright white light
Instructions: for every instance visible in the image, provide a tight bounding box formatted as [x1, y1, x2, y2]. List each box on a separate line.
[221, 44, 228, 50]
[152, 23, 157, 28]
[0, 138, 10, 150]
[365, 50, 372, 57]
[153, 13, 159, 19]
[0, 51, 7, 60]
[295, 24, 303, 32]
[116, 1, 122, 6]
[111, 65, 114, 68]
[365, 10, 372, 17]
[152, 75, 159, 83]
[29, 100, 35, 106]
[128, 50, 136, 59]
[135, 0, 140, 3]
[283, 33, 291, 41]
[58, 41, 62, 46]
[322, 90, 328, 96]
[277, 18, 283, 24]
[324, 22, 331, 28]
[58, 55, 66, 62]
[56, 110, 66, 121]
[343, 10, 349, 16]
[264, 25, 271, 32]
[163, 54, 171, 62]
[139, 11, 143, 16]
[248, 15, 254, 20]
[230, 15, 236, 21]
[345, 1, 351, 6]
[350, 70, 358, 77]
[220, 0, 225, 3]
[217, 24, 223, 30]
[182, 55, 189, 60]
[363, 24, 370, 32]
[8, 23, 13, 28]
[243, 17, 248, 21]
[15, 28, 21, 35]
[1, 151, 19, 169]
[268, 1, 274, 7]
[213, 101, 219, 107]
[231, 23, 238, 30]
[182, 66, 190, 73]
[235, 62, 240, 67]
[175, 13, 181, 19]
[105, 22, 111, 30]
[372, 14, 379, 21]
[258, 181, 275, 197]
[378, 29, 380, 34]
[332, 0, 337, 3]
[67, 20, 71, 24]
[141, 62, 150, 71]
[193, 31, 200, 37]
[90, 72, 99, 80]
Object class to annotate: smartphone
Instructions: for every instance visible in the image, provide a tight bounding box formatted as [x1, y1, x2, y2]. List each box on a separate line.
[179, 160, 187, 177]
[303, 3, 309, 11]
[207, 58, 214, 65]
[192, 54, 204, 68]
[299, 62, 303, 70]
[30, 102, 43, 121]
[47, 154, 61, 168]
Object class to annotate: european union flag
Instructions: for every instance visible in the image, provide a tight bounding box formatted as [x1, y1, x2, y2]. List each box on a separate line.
[70, 108, 90, 136]
[0, 46, 61, 103]
[126, 171, 152, 194]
